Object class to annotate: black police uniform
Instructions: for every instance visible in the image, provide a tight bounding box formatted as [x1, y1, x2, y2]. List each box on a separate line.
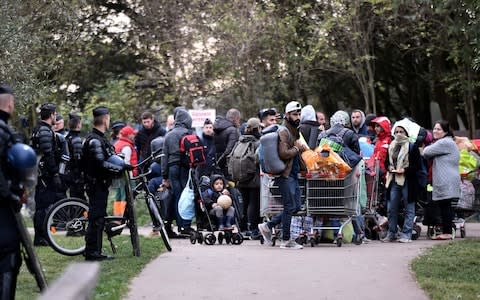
[55, 132, 69, 200]
[31, 104, 61, 246]
[82, 107, 123, 260]
[65, 128, 85, 199]
[0, 97, 22, 299]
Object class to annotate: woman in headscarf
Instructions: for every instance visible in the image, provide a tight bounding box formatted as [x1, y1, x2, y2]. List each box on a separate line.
[382, 124, 422, 243]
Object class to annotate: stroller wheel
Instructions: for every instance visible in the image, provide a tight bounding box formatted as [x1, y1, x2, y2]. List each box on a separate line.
[259, 236, 264, 245]
[205, 233, 216, 245]
[225, 232, 232, 244]
[412, 224, 421, 240]
[218, 232, 224, 244]
[198, 233, 204, 244]
[190, 232, 197, 244]
[310, 239, 315, 247]
[461, 228, 466, 238]
[232, 233, 243, 245]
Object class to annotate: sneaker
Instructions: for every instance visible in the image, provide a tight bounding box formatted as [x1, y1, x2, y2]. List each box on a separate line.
[381, 235, 395, 243]
[398, 238, 412, 243]
[362, 237, 371, 244]
[280, 239, 303, 250]
[258, 223, 273, 246]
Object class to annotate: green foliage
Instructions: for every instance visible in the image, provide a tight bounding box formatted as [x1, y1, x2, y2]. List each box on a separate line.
[2, 0, 480, 132]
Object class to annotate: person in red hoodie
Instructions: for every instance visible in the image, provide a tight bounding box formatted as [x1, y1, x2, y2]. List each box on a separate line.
[113, 126, 138, 216]
[367, 116, 391, 177]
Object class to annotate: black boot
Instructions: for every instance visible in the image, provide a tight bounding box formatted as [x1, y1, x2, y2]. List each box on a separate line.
[85, 218, 114, 261]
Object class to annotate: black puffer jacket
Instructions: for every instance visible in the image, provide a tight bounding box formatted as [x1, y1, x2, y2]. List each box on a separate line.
[0, 111, 20, 248]
[135, 120, 166, 161]
[213, 116, 239, 169]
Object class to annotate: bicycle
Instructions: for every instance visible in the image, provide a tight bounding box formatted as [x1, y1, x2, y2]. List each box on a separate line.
[43, 149, 172, 256]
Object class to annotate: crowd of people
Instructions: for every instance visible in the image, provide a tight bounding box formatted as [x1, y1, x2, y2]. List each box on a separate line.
[0, 82, 467, 298]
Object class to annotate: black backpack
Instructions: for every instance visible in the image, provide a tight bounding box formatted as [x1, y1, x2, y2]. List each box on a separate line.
[180, 134, 206, 168]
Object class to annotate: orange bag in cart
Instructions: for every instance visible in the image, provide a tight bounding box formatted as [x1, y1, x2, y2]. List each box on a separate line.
[314, 144, 351, 178]
[301, 149, 320, 171]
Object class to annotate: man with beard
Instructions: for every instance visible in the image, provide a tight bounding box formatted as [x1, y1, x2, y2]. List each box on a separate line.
[258, 101, 307, 250]
[135, 111, 166, 163]
[213, 108, 240, 179]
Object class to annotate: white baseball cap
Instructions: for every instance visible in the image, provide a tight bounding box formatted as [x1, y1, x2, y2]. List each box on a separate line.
[285, 101, 302, 113]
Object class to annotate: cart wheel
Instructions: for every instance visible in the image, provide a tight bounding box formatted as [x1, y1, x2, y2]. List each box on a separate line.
[190, 233, 197, 244]
[218, 232, 224, 244]
[354, 234, 362, 245]
[232, 233, 243, 245]
[336, 238, 343, 247]
[205, 233, 216, 245]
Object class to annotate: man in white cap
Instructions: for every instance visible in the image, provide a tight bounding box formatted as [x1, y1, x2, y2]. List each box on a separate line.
[258, 101, 307, 250]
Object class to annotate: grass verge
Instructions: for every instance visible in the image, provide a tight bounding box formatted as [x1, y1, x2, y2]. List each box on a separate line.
[16, 235, 164, 300]
[412, 239, 480, 300]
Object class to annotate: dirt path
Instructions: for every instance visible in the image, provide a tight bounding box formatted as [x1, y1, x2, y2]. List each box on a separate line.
[126, 223, 480, 300]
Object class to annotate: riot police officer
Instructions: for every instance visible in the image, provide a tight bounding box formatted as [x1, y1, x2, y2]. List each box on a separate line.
[0, 85, 22, 299]
[82, 106, 128, 261]
[65, 113, 85, 199]
[31, 103, 62, 246]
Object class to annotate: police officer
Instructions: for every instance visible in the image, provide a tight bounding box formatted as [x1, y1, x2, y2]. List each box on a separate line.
[65, 113, 85, 199]
[83, 106, 128, 261]
[31, 103, 62, 246]
[0, 85, 22, 299]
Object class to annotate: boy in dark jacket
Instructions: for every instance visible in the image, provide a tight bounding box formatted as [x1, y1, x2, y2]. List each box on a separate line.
[202, 174, 235, 230]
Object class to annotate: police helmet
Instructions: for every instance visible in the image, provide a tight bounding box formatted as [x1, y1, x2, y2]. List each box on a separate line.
[7, 143, 37, 170]
[107, 155, 125, 168]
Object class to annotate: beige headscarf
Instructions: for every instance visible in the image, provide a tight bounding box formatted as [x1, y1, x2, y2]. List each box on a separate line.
[385, 130, 410, 188]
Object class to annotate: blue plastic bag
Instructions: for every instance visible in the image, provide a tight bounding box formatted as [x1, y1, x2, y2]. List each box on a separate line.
[178, 170, 195, 220]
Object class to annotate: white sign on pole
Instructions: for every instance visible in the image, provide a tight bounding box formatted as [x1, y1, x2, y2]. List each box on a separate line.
[189, 109, 216, 128]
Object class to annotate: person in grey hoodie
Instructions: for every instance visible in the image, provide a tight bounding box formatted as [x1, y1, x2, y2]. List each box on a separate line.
[351, 109, 368, 137]
[299, 104, 320, 149]
[162, 107, 194, 234]
[422, 120, 460, 240]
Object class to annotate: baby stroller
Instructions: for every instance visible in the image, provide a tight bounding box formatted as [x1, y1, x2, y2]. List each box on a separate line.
[189, 175, 244, 245]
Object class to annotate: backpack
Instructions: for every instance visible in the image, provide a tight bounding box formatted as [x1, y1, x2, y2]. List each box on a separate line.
[319, 128, 362, 168]
[228, 139, 257, 182]
[180, 133, 206, 168]
[259, 125, 291, 175]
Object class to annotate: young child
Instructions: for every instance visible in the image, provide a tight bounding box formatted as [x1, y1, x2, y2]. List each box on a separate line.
[202, 174, 235, 230]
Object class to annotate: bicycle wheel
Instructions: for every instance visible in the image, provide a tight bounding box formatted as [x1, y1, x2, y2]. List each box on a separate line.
[44, 198, 88, 256]
[124, 174, 141, 257]
[147, 196, 172, 252]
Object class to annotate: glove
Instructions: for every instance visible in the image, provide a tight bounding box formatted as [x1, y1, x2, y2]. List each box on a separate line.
[53, 174, 63, 190]
[124, 164, 134, 171]
[9, 193, 22, 213]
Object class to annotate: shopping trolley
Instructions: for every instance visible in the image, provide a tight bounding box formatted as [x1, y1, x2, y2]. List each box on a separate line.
[306, 164, 363, 247]
[259, 173, 306, 245]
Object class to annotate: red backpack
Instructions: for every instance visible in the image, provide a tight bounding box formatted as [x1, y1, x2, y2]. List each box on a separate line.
[180, 134, 206, 168]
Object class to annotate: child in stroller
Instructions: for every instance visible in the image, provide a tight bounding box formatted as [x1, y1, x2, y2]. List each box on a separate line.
[191, 174, 243, 245]
[203, 174, 235, 230]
